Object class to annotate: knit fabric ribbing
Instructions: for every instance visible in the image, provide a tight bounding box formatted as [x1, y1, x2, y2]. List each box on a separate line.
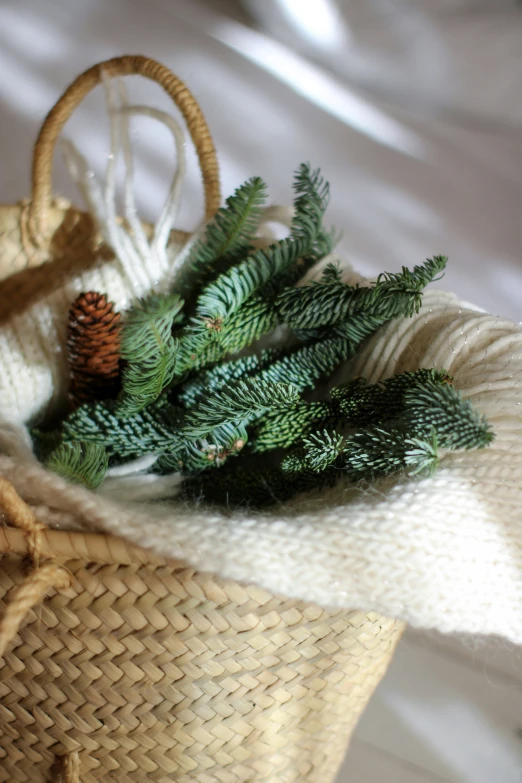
[0, 265, 520, 643]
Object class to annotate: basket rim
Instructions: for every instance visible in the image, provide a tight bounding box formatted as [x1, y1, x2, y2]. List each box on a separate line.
[0, 525, 171, 566]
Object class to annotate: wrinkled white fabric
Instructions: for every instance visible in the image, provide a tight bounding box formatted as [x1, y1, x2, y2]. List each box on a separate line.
[243, 0, 522, 128]
[0, 261, 521, 644]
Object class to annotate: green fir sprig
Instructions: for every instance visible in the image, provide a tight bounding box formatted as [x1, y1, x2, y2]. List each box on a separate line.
[46, 442, 109, 490]
[39, 163, 494, 509]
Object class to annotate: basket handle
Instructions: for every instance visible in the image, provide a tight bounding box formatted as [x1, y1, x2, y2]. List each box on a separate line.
[0, 480, 81, 778]
[28, 54, 221, 246]
[0, 477, 71, 658]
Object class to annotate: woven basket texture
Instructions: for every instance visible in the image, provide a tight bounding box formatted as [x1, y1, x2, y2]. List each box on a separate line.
[0, 56, 404, 782]
[0, 529, 403, 783]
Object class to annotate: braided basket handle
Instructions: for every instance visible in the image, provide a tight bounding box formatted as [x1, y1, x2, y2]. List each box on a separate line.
[0, 479, 82, 777]
[28, 54, 221, 246]
[0, 477, 71, 658]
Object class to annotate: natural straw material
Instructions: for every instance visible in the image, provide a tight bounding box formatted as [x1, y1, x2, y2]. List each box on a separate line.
[0, 53, 219, 291]
[0, 57, 402, 782]
[0, 484, 403, 783]
[30, 54, 220, 244]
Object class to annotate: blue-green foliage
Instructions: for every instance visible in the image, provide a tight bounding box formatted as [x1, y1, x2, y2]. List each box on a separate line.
[42, 164, 492, 507]
[178, 176, 267, 298]
[46, 442, 109, 490]
[117, 294, 184, 416]
[171, 164, 331, 379]
[183, 379, 300, 440]
[186, 380, 492, 507]
[276, 255, 448, 330]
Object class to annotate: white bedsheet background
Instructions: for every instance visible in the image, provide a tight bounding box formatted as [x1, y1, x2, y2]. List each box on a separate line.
[243, 0, 522, 128]
[0, 0, 521, 323]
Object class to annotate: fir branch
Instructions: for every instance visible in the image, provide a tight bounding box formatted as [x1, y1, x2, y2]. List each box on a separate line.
[185, 423, 441, 508]
[220, 294, 278, 352]
[291, 163, 330, 240]
[301, 430, 345, 472]
[195, 234, 313, 321]
[292, 312, 390, 346]
[250, 401, 336, 452]
[404, 431, 440, 476]
[251, 369, 452, 453]
[340, 427, 436, 481]
[117, 294, 184, 415]
[255, 335, 355, 390]
[195, 165, 329, 322]
[280, 426, 440, 484]
[171, 165, 332, 378]
[277, 255, 448, 330]
[187, 423, 249, 470]
[319, 261, 343, 284]
[178, 176, 267, 298]
[176, 295, 277, 377]
[62, 400, 186, 458]
[120, 294, 184, 361]
[117, 337, 179, 416]
[332, 369, 453, 426]
[256, 254, 317, 300]
[183, 379, 300, 440]
[178, 350, 280, 407]
[46, 441, 109, 490]
[157, 421, 249, 474]
[181, 260, 321, 376]
[403, 381, 493, 450]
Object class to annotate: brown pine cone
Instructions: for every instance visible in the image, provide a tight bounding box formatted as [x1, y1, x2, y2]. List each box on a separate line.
[67, 292, 122, 408]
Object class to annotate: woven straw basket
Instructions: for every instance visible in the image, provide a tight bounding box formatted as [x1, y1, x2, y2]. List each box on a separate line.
[0, 56, 404, 783]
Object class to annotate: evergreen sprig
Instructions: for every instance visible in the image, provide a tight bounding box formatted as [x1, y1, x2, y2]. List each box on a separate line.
[250, 368, 452, 452]
[402, 381, 493, 450]
[117, 294, 184, 415]
[170, 164, 330, 379]
[179, 176, 267, 298]
[43, 163, 492, 509]
[183, 379, 300, 439]
[178, 350, 280, 407]
[276, 255, 448, 330]
[193, 165, 328, 324]
[185, 374, 492, 507]
[46, 442, 109, 490]
[62, 400, 186, 458]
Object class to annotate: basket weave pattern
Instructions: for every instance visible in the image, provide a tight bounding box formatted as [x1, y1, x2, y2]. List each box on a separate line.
[0, 548, 402, 782]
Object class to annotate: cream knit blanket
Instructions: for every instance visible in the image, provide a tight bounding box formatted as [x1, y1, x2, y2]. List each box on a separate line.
[0, 278, 520, 644]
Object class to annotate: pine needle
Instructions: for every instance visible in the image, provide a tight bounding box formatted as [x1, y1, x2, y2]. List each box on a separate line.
[183, 379, 300, 439]
[180, 176, 268, 297]
[117, 293, 184, 415]
[46, 441, 109, 490]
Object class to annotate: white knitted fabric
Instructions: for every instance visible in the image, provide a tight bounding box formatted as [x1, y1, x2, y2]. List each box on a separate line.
[0, 283, 521, 644]
[1, 83, 521, 644]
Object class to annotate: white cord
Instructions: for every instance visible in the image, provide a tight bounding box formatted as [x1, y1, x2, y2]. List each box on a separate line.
[61, 72, 189, 293]
[114, 80, 151, 264]
[106, 453, 159, 477]
[98, 472, 183, 502]
[117, 103, 187, 279]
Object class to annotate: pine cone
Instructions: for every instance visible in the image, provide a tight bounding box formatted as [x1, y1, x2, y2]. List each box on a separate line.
[67, 292, 122, 408]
